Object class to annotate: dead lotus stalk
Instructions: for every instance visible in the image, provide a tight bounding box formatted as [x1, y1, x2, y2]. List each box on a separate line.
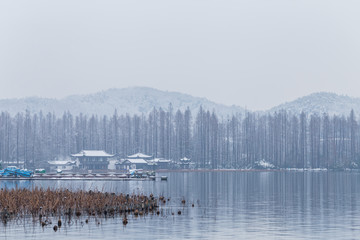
[0, 188, 161, 225]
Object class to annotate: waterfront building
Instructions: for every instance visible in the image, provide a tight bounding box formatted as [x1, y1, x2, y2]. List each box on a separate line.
[147, 158, 172, 169]
[179, 157, 192, 169]
[127, 153, 153, 160]
[71, 150, 114, 171]
[115, 152, 153, 170]
[0, 161, 25, 169]
[115, 152, 172, 170]
[47, 160, 76, 173]
[121, 158, 149, 170]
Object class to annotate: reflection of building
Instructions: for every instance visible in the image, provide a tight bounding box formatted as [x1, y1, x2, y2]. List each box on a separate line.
[71, 150, 114, 171]
[179, 157, 192, 169]
[48, 160, 76, 172]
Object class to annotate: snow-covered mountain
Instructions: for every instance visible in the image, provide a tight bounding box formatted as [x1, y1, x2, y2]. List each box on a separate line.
[269, 92, 360, 116]
[1, 89, 359, 117]
[0, 87, 245, 116]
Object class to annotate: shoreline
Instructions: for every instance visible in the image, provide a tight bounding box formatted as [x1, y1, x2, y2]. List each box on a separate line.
[156, 168, 358, 173]
[1, 168, 357, 181]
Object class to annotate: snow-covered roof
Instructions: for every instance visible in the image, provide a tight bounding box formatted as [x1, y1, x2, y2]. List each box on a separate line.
[125, 159, 148, 164]
[254, 160, 275, 169]
[71, 150, 114, 157]
[127, 153, 152, 159]
[150, 158, 171, 163]
[48, 160, 76, 165]
[0, 161, 25, 164]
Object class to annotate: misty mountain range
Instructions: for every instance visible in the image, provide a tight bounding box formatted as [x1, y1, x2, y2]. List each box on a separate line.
[269, 92, 360, 116]
[0, 87, 358, 116]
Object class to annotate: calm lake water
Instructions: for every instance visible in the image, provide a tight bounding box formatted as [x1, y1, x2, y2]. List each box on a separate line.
[1, 171, 360, 240]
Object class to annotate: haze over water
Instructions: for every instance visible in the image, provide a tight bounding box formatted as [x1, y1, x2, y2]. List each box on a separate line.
[1, 171, 360, 240]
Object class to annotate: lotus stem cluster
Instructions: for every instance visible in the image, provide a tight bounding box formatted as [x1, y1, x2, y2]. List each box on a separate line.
[0, 188, 161, 225]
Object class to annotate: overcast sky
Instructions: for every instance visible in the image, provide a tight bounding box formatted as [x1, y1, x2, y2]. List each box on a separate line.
[0, 0, 359, 110]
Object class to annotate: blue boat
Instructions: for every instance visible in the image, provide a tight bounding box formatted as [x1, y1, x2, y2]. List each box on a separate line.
[0, 166, 33, 178]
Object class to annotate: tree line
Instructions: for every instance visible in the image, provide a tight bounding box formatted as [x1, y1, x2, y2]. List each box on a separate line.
[0, 106, 358, 170]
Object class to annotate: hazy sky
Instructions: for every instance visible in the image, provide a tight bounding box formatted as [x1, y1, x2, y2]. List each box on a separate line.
[0, 0, 359, 110]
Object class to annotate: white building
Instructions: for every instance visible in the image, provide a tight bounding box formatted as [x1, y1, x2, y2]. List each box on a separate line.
[147, 158, 171, 169]
[179, 157, 192, 169]
[48, 160, 76, 172]
[127, 153, 153, 160]
[71, 150, 114, 171]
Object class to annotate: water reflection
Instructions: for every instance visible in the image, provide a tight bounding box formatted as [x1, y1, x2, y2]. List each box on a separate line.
[0, 180, 33, 189]
[1, 172, 360, 239]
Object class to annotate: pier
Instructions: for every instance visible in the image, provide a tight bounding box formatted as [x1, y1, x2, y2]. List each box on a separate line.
[0, 173, 165, 181]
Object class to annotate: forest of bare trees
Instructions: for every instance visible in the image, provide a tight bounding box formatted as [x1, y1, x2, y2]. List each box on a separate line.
[0, 105, 358, 170]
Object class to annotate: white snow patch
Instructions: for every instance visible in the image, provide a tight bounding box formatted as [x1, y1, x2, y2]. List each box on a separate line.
[255, 159, 275, 169]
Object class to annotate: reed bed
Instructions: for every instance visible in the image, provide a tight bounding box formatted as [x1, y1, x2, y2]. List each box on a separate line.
[0, 187, 161, 226]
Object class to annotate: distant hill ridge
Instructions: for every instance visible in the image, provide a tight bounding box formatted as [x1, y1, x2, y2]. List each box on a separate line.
[0, 87, 245, 116]
[0, 89, 359, 117]
[269, 92, 360, 116]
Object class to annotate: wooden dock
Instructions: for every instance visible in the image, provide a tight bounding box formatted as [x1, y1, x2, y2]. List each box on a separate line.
[0, 173, 159, 181]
